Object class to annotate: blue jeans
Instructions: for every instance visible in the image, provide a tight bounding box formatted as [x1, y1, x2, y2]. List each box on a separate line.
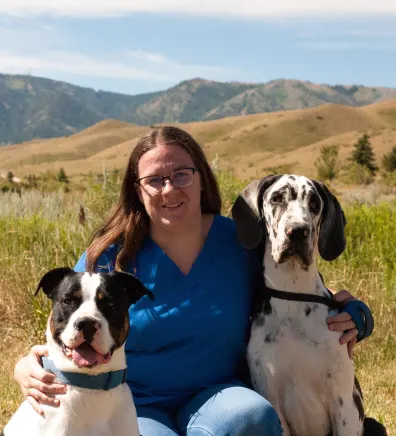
[136, 382, 282, 435]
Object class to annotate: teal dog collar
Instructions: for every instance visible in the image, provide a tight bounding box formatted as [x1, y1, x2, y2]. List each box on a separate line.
[42, 357, 127, 391]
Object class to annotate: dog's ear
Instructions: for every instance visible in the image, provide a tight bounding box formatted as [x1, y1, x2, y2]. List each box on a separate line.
[35, 267, 75, 299]
[109, 271, 154, 304]
[313, 181, 347, 261]
[232, 175, 282, 249]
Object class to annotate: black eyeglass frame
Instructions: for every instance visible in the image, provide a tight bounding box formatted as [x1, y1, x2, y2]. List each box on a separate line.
[135, 167, 199, 193]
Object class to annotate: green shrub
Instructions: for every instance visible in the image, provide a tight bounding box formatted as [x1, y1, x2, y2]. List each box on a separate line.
[382, 147, 396, 173]
[315, 145, 340, 181]
[340, 162, 374, 185]
[263, 163, 295, 175]
[349, 133, 378, 175]
[214, 171, 246, 215]
[380, 170, 396, 187]
[7, 171, 14, 184]
[57, 167, 70, 184]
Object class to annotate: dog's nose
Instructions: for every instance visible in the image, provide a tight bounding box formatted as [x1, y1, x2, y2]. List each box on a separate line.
[75, 317, 100, 343]
[285, 224, 310, 242]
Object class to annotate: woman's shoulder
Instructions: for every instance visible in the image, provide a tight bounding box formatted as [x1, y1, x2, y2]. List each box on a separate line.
[212, 214, 244, 250]
[213, 214, 239, 237]
[214, 214, 261, 268]
[214, 214, 236, 232]
[74, 243, 120, 273]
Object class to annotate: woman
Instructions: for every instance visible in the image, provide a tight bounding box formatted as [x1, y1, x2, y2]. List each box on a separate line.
[14, 126, 366, 435]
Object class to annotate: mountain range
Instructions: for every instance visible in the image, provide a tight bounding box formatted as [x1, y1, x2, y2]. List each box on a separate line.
[1, 73, 396, 145]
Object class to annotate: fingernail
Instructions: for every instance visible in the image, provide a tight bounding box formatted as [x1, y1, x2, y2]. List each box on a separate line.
[54, 399, 60, 406]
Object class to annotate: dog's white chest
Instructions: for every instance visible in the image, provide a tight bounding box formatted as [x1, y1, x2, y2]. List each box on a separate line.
[248, 302, 356, 435]
[3, 384, 139, 436]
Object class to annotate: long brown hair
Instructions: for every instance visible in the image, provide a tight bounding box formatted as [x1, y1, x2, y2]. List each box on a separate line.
[86, 126, 222, 272]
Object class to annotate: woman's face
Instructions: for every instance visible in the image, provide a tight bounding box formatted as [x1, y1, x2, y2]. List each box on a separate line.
[136, 143, 203, 232]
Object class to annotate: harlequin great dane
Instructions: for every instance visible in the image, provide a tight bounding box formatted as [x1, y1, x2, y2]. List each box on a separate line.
[232, 174, 364, 436]
[2, 268, 153, 436]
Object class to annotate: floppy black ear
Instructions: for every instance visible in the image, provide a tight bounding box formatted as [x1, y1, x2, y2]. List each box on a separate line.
[35, 267, 75, 299]
[109, 271, 154, 304]
[313, 181, 347, 261]
[232, 175, 282, 249]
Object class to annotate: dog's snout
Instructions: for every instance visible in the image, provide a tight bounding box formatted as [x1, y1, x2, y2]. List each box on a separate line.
[285, 224, 310, 242]
[75, 317, 100, 343]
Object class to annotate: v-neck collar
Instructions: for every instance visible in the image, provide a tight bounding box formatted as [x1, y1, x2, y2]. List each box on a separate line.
[147, 214, 218, 279]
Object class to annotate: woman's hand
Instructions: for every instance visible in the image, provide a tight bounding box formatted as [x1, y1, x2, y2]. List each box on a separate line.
[14, 345, 67, 415]
[326, 290, 358, 359]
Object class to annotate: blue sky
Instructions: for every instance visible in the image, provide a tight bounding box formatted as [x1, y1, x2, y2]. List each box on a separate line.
[1, 1, 396, 95]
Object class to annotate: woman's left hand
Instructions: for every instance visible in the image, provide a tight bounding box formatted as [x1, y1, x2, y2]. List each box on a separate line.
[326, 290, 358, 359]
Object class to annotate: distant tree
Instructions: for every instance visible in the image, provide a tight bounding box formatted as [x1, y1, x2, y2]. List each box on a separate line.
[315, 145, 340, 181]
[382, 147, 396, 172]
[7, 171, 14, 183]
[350, 133, 378, 175]
[57, 168, 69, 184]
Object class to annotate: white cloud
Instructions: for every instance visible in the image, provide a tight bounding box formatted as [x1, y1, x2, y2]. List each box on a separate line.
[124, 49, 167, 64]
[0, 49, 239, 84]
[301, 40, 396, 50]
[294, 21, 396, 40]
[1, 0, 396, 18]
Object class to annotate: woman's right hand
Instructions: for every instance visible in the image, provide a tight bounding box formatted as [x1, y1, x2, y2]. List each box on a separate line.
[14, 345, 67, 415]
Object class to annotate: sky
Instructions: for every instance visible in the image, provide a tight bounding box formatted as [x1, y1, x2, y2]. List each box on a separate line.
[1, 1, 396, 95]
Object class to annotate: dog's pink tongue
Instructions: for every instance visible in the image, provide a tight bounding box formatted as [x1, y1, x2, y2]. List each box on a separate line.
[72, 343, 99, 367]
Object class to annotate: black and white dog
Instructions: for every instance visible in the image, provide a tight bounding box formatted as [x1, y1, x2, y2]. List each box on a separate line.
[3, 268, 153, 436]
[232, 174, 364, 436]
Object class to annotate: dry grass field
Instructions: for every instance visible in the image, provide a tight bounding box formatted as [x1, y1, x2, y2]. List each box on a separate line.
[0, 102, 395, 433]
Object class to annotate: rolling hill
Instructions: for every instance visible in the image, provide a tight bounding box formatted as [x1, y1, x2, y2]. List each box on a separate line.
[2, 73, 396, 145]
[1, 100, 396, 182]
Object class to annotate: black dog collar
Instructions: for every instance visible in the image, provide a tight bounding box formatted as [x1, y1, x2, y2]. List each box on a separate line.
[265, 287, 343, 310]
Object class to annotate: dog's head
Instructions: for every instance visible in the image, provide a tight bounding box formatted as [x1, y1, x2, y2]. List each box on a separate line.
[232, 174, 346, 268]
[35, 268, 153, 368]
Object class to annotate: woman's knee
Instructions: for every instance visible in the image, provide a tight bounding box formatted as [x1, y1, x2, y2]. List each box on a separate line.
[180, 384, 282, 436]
[185, 398, 282, 436]
[137, 405, 179, 436]
[235, 394, 282, 436]
[252, 398, 282, 436]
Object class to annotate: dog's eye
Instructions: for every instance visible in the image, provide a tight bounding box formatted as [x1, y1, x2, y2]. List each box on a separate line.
[63, 298, 77, 306]
[99, 295, 115, 308]
[271, 194, 283, 204]
[309, 196, 321, 213]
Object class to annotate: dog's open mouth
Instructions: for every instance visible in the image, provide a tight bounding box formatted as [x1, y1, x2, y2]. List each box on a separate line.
[61, 341, 112, 368]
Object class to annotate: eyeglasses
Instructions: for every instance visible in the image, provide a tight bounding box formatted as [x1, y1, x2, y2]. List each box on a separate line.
[135, 167, 199, 194]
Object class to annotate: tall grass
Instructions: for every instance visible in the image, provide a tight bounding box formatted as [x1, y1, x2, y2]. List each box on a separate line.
[0, 174, 395, 432]
[318, 201, 396, 429]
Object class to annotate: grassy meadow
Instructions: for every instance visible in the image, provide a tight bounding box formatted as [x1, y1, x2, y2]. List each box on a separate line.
[0, 170, 395, 433]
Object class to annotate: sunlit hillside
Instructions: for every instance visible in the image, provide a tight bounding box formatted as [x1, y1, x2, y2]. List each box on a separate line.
[1, 100, 396, 181]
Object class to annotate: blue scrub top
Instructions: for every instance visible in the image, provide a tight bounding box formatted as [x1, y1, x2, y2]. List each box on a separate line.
[74, 215, 253, 406]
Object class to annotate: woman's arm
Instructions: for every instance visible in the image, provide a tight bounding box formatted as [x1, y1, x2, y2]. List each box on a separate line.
[326, 290, 373, 358]
[14, 345, 66, 415]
